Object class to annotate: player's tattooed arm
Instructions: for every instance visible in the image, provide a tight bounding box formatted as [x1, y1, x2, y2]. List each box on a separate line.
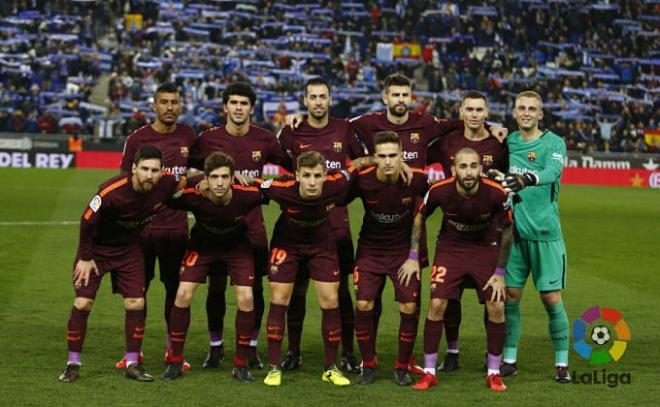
[397, 212, 424, 287]
[348, 156, 377, 170]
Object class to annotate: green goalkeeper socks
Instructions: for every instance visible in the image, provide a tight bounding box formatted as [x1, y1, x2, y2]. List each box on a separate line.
[503, 300, 521, 362]
[545, 301, 569, 366]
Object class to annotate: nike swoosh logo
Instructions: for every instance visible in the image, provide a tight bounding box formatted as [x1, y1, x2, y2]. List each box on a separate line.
[329, 329, 341, 336]
[332, 270, 340, 276]
[300, 143, 312, 149]
[549, 280, 559, 285]
[171, 331, 186, 336]
[248, 275, 255, 280]
[445, 212, 458, 216]
[367, 200, 379, 204]
[287, 209, 302, 214]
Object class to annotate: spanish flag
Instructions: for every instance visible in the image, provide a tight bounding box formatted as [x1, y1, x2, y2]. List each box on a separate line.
[644, 129, 660, 150]
[125, 14, 143, 31]
[392, 41, 422, 59]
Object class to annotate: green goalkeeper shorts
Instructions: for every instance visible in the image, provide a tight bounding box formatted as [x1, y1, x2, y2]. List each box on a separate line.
[505, 239, 567, 291]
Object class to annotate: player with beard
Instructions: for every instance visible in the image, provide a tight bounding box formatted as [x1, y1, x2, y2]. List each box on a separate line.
[277, 77, 366, 373]
[117, 82, 196, 370]
[426, 91, 509, 373]
[404, 148, 513, 391]
[190, 82, 289, 370]
[59, 146, 186, 383]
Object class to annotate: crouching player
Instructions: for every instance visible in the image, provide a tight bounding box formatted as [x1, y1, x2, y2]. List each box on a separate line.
[403, 148, 513, 391]
[161, 152, 263, 382]
[343, 131, 429, 386]
[261, 151, 358, 387]
[59, 146, 185, 383]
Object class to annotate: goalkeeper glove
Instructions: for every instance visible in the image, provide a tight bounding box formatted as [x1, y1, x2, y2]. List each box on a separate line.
[503, 173, 538, 193]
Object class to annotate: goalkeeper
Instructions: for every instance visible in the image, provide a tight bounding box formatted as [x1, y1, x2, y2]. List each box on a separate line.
[496, 91, 570, 383]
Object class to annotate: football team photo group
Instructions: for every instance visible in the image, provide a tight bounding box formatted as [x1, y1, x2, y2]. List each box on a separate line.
[59, 76, 570, 393]
[0, 1, 657, 405]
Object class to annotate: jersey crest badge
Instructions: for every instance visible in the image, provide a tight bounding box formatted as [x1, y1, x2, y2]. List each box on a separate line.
[333, 142, 343, 152]
[528, 151, 537, 162]
[410, 133, 420, 144]
[180, 146, 189, 157]
[252, 151, 262, 162]
[483, 155, 493, 166]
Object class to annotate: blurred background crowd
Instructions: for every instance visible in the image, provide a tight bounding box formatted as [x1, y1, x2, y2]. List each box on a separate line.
[0, 0, 657, 152]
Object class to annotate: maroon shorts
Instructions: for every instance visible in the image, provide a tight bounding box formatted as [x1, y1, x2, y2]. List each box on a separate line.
[179, 241, 255, 287]
[329, 206, 355, 276]
[268, 243, 340, 284]
[73, 245, 145, 299]
[245, 206, 269, 277]
[353, 251, 420, 304]
[140, 227, 188, 284]
[430, 249, 499, 302]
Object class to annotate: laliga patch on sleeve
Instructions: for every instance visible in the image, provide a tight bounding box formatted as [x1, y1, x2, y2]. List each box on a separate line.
[261, 179, 273, 189]
[89, 195, 102, 212]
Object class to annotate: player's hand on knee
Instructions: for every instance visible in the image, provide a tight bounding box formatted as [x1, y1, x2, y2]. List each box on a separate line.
[483, 273, 505, 302]
[502, 172, 537, 194]
[73, 259, 98, 288]
[397, 259, 420, 287]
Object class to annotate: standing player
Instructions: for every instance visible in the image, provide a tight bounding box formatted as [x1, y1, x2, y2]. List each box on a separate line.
[403, 148, 512, 391]
[160, 152, 263, 382]
[426, 90, 509, 373]
[117, 82, 196, 369]
[277, 77, 366, 373]
[344, 131, 429, 386]
[190, 82, 289, 369]
[499, 91, 571, 383]
[261, 151, 360, 387]
[59, 146, 185, 383]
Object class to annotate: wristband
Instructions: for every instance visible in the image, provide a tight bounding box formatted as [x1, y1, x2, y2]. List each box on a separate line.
[495, 266, 505, 276]
[408, 250, 419, 261]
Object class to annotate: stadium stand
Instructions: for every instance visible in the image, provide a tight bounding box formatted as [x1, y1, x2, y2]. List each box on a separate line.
[0, 0, 657, 152]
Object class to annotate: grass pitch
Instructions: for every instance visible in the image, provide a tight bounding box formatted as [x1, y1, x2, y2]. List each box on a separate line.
[0, 168, 658, 406]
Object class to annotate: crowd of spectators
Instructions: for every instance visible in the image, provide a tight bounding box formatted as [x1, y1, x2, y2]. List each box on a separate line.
[0, 0, 658, 153]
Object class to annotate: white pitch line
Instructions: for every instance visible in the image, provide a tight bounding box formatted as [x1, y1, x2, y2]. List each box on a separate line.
[0, 220, 79, 226]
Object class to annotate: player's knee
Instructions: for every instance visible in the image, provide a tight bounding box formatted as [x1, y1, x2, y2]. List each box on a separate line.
[356, 300, 374, 311]
[74, 297, 94, 311]
[399, 302, 416, 315]
[236, 288, 254, 311]
[428, 298, 448, 320]
[540, 290, 561, 306]
[486, 301, 505, 323]
[270, 286, 293, 306]
[123, 297, 144, 310]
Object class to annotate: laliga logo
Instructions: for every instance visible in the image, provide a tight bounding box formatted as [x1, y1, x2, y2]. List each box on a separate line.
[573, 305, 631, 365]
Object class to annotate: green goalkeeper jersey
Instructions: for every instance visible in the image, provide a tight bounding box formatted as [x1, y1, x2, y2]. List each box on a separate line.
[507, 129, 566, 241]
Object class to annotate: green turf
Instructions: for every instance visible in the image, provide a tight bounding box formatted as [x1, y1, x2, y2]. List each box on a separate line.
[0, 168, 658, 406]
